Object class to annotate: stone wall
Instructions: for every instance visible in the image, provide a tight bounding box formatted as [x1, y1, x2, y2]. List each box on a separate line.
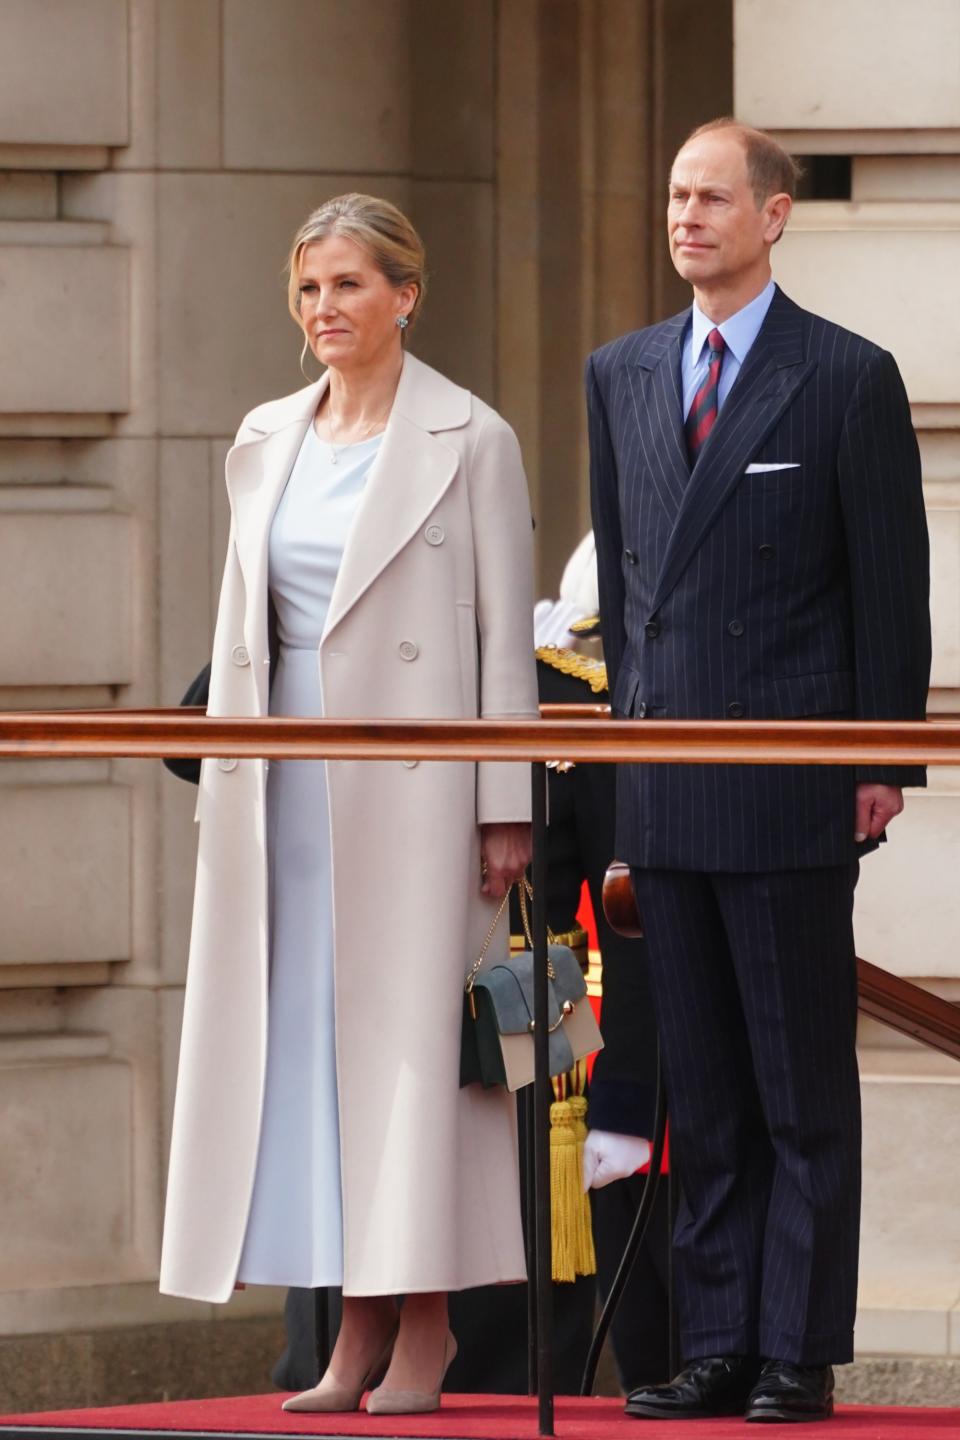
[736, 0, 960, 1372]
[0, 0, 502, 1371]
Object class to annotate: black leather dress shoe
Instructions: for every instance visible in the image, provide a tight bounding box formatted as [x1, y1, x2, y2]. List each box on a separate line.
[745, 1360, 834, 1422]
[625, 1355, 760, 1419]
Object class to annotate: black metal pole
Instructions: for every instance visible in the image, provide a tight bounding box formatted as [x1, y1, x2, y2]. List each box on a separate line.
[668, 1170, 681, 1378]
[314, 1287, 331, 1380]
[579, 1049, 668, 1396]
[525, 1084, 539, 1395]
[531, 761, 554, 1436]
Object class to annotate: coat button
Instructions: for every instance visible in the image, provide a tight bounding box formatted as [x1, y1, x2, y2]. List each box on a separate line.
[402, 759, 419, 769]
[636, 701, 648, 718]
[645, 621, 661, 639]
[231, 644, 250, 666]
[217, 757, 238, 772]
[758, 543, 775, 560]
[398, 640, 419, 661]
[727, 620, 745, 637]
[624, 548, 637, 564]
[727, 701, 745, 719]
[425, 524, 444, 546]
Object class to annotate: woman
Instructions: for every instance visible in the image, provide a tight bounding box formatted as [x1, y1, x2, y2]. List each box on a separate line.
[159, 194, 538, 1415]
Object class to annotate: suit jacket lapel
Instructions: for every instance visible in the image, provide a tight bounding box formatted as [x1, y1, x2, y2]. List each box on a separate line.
[627, 312, 689, 526]
[648, 290, 816, 616]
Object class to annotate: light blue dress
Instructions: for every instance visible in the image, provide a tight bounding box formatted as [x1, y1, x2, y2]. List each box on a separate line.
[237, 425, 382, 1287]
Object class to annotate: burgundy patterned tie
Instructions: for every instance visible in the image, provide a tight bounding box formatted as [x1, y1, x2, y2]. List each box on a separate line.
[685, 327, 725, 465]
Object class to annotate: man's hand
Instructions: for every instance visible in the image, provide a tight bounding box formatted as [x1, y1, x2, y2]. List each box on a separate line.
[854, 783, 904, 842]
[479, 822, 532, 898]
[582, 1129, 652, 1191]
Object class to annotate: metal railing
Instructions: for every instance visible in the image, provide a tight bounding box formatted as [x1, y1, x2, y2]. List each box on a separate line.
[2, 711, 959, 1435]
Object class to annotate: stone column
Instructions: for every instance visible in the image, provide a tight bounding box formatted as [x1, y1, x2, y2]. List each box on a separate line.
[496, 0, 732, 593]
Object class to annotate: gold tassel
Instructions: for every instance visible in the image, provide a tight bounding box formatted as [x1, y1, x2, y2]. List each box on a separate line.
[568, 1077, 597, 1278]
[549, 1096, 579, 1282]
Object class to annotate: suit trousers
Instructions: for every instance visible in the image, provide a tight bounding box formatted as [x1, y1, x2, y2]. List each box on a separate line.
[629, 864, 861, 1366]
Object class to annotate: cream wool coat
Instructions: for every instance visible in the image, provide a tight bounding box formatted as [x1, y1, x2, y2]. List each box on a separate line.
[160, 353, 539, 1303]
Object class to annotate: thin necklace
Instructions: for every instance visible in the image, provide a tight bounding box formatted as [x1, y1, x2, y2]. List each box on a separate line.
[326, 401, 391, 464]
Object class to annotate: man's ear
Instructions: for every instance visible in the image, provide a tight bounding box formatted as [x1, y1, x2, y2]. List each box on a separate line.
[766, 192, 793, 246]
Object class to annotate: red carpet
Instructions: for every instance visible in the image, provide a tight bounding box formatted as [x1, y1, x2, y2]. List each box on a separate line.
[1, 1394, 957, 1439]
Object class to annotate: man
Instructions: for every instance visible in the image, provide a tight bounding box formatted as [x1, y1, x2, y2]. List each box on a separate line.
[587, 119, 930, 1423]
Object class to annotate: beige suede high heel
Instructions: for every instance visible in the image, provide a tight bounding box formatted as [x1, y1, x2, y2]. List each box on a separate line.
[365, 1330, 458, 1416]
[281, 1328, 397, 1413]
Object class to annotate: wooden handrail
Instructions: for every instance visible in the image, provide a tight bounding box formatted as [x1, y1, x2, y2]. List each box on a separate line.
[3, 709, 957, 1058]
[856, 959, 960, 1063]
[601, 861, 960, 1063]
[2, 712, 960, 764]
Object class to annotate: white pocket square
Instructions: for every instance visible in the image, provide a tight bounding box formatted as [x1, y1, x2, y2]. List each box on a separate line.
[744, 462, 800, 473]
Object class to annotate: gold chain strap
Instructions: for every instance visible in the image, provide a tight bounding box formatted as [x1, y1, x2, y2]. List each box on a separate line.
[466, 879, 557, 995]
[517, 876, 558, 950]
[464, 888, 512, 993]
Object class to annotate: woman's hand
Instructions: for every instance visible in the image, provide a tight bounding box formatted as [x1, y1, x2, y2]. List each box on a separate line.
[480, 822, 532, 898]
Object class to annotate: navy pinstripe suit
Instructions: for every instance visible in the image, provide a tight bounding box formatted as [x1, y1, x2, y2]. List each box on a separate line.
[587, 286, 930, 1365]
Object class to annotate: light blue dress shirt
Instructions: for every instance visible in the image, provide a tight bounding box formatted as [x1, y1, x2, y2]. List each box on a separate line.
[681, 277, 777, 420]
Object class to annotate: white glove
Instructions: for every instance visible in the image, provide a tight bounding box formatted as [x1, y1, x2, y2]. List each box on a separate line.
[582, 1129, 652, 1191]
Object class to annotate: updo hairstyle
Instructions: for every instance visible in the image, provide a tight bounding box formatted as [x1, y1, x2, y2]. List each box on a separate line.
[286, 193, 427, 342]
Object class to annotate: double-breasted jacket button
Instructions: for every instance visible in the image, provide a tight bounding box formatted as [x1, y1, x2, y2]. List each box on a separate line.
[425, 523, 444, 546]
[727, 619, 745, 637]
[636, 701, 648, 719]
[217, 757, 238, 772]
[402, 759, 419, 769]
[727, 701, 745, 719]
[758, 543, 775, 561]
[624, 548, 637, 564]
[645, 620, 661, 639]
[398, 640, 419, 661]
[231, 643, 250, 666]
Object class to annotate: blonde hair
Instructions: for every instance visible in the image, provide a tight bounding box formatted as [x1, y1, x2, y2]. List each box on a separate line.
[286, 193, 427, 345]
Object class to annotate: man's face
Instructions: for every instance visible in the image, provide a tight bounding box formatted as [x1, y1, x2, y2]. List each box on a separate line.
[667, 131, 785, 290]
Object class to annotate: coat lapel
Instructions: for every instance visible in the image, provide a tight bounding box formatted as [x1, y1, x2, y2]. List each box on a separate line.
[223, 354, 471, 679]
[627, 312, 690, 525]
[225, 379, 324, 706]
[322, 411, 459, 642]
[648, 290, 816, 616]
[322, 355, 468, 640]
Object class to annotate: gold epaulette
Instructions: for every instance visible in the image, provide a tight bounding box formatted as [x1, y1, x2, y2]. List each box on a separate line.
[568, 614, 601, 636]
[510, 925, 589, 960]
[535, 645, 608, 695]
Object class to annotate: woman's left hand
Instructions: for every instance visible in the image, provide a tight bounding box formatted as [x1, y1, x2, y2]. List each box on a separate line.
[480, 822, 532, 898]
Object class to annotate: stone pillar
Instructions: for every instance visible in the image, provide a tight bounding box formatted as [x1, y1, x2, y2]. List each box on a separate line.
[736, 0, 960, 1373]
[496, 0, 732, 593]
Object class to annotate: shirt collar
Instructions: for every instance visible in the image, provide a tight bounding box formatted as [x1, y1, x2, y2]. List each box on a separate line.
[690, 277, 777, 366]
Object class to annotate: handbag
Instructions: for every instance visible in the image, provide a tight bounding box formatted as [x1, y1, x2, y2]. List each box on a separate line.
[162, 662, 211, 784]
[460, 879, 603, 1092]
